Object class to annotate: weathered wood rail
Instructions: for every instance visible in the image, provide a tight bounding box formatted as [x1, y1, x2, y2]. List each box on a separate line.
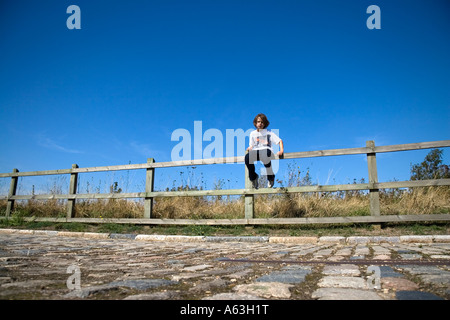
[1, 140, 449, 225]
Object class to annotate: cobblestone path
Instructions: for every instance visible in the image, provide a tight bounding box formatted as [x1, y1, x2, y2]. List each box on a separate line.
[1, 229, 449, 301]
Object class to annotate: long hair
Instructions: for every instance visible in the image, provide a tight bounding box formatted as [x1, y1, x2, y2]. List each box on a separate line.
[253, 113, 270, 129]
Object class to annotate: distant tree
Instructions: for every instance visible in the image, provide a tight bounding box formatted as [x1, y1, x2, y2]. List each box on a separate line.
[410, 149, 450, 180]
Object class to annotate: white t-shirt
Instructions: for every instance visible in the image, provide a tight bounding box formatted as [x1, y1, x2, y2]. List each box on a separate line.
[249, 129, 281, 152]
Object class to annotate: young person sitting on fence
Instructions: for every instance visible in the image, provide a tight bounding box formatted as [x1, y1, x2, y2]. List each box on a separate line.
[245, 113, 284, 189]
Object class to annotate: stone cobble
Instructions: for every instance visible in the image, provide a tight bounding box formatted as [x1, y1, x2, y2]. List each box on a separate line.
[0, 228, 449, 300]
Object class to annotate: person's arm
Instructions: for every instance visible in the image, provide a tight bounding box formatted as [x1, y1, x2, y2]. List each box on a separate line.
[247, 133, 255, 152]
[277, 140, 284, 158]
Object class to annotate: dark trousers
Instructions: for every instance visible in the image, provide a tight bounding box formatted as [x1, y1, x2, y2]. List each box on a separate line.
[245, 149, 275, 181]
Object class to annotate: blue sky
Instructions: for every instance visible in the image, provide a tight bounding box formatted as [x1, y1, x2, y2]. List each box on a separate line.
[1, 0, 449, 194]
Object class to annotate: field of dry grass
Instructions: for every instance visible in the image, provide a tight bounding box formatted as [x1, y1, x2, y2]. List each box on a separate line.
[1, 186, 448, 220]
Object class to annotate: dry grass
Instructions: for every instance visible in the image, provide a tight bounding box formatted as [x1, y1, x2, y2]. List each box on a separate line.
[152, 196, 243, 219]
[1, 163, 448, 219]
[381, 186, 450, 215]
[1, 186, 448, 220]
[257, 193, 370, 218]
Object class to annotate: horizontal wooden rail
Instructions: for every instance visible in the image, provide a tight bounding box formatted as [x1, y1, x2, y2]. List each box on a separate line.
[1, 139, 449, 225]
[2, 179, 449, 201]
[1, 140, 449, 178]
[15, 214, 450, 226]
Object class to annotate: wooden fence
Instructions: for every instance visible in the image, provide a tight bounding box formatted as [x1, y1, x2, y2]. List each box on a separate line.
[1, 140, 450, 225]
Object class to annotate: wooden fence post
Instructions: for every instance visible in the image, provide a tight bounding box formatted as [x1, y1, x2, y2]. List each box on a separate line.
[366, 141, 381, 216]
[66, 164, 79, 219]
[6, 169, 19, 217]
[244, 153, 254, 220]
[144, 158, 155, 219]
